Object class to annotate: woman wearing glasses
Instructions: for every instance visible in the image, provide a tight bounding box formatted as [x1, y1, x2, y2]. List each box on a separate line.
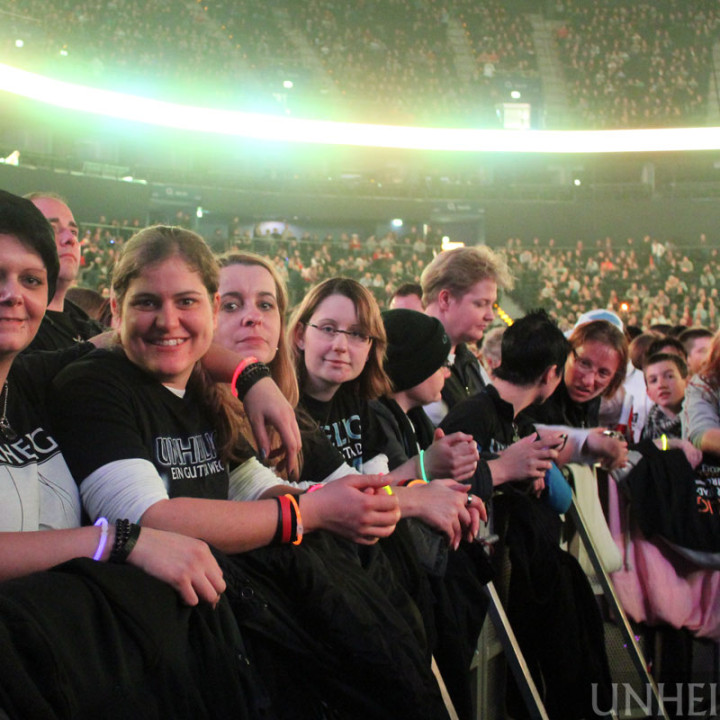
[217, 266, 484, 545]
[289, 278, 482, 492]
[523, 319, 630, 469]
[49, 227, 468, 719]
[290, 278, 389, 471]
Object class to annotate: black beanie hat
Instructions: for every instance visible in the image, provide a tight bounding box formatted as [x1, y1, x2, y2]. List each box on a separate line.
[382, 309, 450, 392]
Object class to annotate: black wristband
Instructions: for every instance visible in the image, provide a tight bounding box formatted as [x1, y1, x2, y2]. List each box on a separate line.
[110, 519, 141, 563]
[271, 497, 283, 545]
[234, 362, 272, 401]
[123, 523, 141, 561]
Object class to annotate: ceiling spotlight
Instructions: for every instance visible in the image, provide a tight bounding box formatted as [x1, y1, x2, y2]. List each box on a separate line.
[1, 150, 20, 165]
[283, 80, 293, 89]
[391, 218, 403, 228]
[510, 90, 521, 100]
[15, 39, 24, 48]
[441, 237, 464, 251]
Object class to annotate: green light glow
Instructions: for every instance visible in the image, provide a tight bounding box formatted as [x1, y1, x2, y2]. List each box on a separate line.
[2, 63, 720, 153]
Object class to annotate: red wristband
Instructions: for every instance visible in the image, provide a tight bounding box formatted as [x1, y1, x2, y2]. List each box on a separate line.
[278, 494, 293, 544]
[231, 356, 259, 398]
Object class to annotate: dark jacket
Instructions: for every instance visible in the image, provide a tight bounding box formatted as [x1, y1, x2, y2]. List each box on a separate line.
[521, 378, 601, 429]
[0, 558, 261, 720]
[441, 343, 486, 412]
[25, 299, 105, 353]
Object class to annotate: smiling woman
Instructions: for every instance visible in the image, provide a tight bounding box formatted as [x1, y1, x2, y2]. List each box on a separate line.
[113, 254, 218, 389]
[47, 228, 460, 719]
[0, 234, 49, 358]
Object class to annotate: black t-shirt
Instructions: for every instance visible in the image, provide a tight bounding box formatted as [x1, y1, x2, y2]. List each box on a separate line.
[49, 349, 229, 501]
[440, 384, 535, 502]
[294, 412, 349, 484]
[300, 385, 388, 471]
[25, 299, 105, 353]
[1, 344, 92, 530]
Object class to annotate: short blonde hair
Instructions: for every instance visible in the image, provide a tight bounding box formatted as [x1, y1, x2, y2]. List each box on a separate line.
[421, 246, 514, 306]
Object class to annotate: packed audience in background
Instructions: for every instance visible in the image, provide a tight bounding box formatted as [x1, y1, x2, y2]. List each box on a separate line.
[73, 216, 720, 334]
[2, 0, 718, 127]
[555, 0, 718, 128]
[506, 233, 720, 332]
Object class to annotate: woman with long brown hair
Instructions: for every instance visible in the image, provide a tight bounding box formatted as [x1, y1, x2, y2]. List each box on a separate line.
[289, 276, 485, 546]
[49, 227, 453, 719]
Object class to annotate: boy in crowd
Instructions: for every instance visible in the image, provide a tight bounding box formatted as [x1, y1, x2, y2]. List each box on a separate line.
[439, 310, 613, 717]
[642, 353, 688, 440]
[439, 309, 568, 502]
[641, 353, 702, 466]
[678, 327, 713, 377]
[371, 308, 484, 491]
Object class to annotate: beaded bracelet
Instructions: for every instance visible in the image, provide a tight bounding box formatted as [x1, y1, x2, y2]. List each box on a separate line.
[232, 362, 272, 400]
[109, 518, 141, 563]
[231, 356, 259, 391]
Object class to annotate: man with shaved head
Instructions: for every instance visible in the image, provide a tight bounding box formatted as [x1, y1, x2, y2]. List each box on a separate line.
[24, 192, 104, 351]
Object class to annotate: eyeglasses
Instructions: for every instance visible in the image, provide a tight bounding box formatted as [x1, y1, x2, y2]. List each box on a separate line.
[306, 323, 375, 345]
[571, 349, 614, 381]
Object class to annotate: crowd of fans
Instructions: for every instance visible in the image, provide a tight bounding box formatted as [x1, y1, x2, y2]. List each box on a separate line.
[75, 216, 720, 335]
[1, 0, 244, 100]
[555, 0, 719, 128]
[456, 0, 537, 79]
[5, 0, 716, 127]
[76, 217, 441, 308]
[289, 0, 460, 124]
[3, 187, 719, 718]
[508, 233, 720, 332]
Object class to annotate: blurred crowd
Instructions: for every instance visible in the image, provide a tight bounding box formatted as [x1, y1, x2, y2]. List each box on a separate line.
[74, 216, 720, 334]
[3, 0, 716, 127]
[508, 233, 720, 332]
[556, 0, 719, 128]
